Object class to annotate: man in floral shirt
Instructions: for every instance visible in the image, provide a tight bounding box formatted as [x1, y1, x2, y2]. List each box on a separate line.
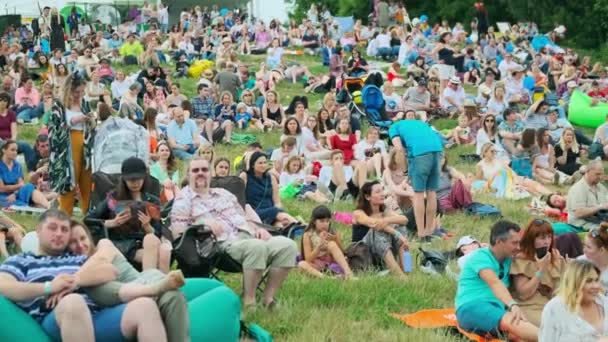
[170, 157, 297, 307]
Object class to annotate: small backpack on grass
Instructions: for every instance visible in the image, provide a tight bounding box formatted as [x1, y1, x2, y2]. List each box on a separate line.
[465, 202, 502, 217]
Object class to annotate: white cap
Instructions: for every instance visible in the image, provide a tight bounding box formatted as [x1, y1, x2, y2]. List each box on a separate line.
[457, 235, 479, 249]
[449, 76, 461, 85]
[567, 81, 577, 88]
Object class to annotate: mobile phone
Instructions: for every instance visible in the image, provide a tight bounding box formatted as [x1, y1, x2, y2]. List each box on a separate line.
[535, 247, 548, 259]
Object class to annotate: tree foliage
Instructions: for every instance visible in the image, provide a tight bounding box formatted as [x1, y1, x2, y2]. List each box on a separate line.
[290, 0, 608, 48]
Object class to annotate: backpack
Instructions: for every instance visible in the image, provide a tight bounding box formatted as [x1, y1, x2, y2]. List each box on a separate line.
[172, 224, 220, 278]
[510, 157, 533, 178]
[345, 241, 374, 272]
[465, 202, 502, 217]
[418, 247, 448, 274]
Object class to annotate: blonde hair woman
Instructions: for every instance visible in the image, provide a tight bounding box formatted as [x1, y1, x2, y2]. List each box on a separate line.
[555, 128, 582, 176]
[197, 143, 215, 175]
[49, 72, 94, 215]
[539, 259, 608, 342]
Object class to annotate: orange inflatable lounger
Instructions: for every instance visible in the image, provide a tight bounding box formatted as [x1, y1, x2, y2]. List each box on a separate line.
[391, 309, 504, 342]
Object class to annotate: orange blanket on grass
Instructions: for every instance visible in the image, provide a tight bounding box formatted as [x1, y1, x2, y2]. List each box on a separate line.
[391, 309, 504, 342]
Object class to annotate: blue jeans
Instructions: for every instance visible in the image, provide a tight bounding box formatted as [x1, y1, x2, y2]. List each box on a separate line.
[173, 145, 197, 160]
[16, 103, 43, 122]
[377, 47, 394, 59]
[42, 303, 127, 341]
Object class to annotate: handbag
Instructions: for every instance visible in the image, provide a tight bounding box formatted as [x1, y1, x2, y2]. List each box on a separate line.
[172, 224, 219, 278]
[345, 241, 374, 272]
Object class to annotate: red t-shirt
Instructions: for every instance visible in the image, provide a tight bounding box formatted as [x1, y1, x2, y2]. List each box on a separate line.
[330, 134, 357, 165]
[0, 110, 16, 140]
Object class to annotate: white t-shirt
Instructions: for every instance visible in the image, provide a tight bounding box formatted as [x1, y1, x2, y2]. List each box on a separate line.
[279, 171, 306, 187]
[440, 86, 465, 109]
[319, 165, 353, 187]
[354, 139, 387, 161]
[270, 148, 297, 169]
[383, 93, 403, 112]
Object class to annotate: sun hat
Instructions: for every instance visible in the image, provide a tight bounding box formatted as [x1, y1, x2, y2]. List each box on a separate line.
[449, 76, 461, 85]
[457, 236, 479, 249]
[121, 157, 147, 180]
[222, 37, 232, 44]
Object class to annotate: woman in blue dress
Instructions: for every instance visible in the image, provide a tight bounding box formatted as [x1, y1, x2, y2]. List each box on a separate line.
[0, 140, 50, 208]
[240, 151, 298, 228]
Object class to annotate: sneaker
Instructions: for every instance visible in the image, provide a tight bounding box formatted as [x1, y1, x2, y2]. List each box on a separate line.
[16, 118, 24, 124]
[30, 118, 39, 125]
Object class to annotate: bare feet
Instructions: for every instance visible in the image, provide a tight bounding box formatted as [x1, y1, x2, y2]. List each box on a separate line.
[153, 270, 185, 295]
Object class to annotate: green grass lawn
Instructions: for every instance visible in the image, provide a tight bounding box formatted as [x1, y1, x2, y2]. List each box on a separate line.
[9, 53, 575, 341]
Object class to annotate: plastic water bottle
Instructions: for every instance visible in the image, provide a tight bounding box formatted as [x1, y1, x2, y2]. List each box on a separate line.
[403, 250, 412, 273]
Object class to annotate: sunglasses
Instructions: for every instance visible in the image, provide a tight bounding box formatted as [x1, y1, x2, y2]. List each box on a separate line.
[485, 119, 495, 122]
[591, 229, 601, 239]
[533, 218, 549, 225]
[498, 263, 504, 279]
[191, 167, 209, 174]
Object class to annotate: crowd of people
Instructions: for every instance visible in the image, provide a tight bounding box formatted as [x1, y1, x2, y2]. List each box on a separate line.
[0, 1, 607, 341]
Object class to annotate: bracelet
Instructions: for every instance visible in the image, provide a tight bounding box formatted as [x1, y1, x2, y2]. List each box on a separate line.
[393, 231, 402, 239]
[535, 271, 544, 278]
[506, 300, 518, 310]
[44, 281, 52, 298]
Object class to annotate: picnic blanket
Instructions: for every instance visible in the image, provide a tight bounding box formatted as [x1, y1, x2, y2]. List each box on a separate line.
[391, 309, 503, 342]
[472, 168, 530, 200]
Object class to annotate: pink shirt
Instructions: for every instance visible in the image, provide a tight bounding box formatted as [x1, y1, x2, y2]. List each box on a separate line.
[170, 186, 251, 241]
[14, 87, 40, 107]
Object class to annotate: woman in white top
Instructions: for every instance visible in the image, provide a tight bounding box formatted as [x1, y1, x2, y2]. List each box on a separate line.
[354, 127, 387, 180]
[539, 259, 608, 342]
[301, 116, 331, 161]
[533, 128, 567, 185]
[475, 114, 507, 159]
[475, 142, 551, 197]
[486, 85, 509, 117]
[279, 156, 329, 204]
[280, 117, 304, 155]
[85, 70, 110, 108]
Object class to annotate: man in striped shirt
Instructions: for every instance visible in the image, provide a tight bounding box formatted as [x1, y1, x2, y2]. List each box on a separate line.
[0, 209, 168, 342]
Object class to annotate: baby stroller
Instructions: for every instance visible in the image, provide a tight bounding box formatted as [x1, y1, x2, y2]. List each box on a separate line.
[358, 85, 392, 137]
[337, 77, 365, 105]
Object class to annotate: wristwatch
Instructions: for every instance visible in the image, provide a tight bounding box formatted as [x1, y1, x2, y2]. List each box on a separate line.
[507, 301, 519, 311]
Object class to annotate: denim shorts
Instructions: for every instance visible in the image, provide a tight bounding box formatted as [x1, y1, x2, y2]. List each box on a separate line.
[408, 152, 442, 192]
[456, 301, 506, 336]
[41, 303, 127, 342]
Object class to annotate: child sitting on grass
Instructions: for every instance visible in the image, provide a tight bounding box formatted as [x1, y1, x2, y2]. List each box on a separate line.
[450, 113, 475, 146]
[235, 102, 252, 129]
[298, 205, 355, 279]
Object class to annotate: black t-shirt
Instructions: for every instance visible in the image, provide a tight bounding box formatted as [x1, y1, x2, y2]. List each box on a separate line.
[348, 58, 368, 75]
[302, 33, 319, 48]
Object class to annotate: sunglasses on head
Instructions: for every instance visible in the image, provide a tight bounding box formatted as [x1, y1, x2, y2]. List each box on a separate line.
[533, 218, 549, 225]
[191, 167, 209, 174]
[591, 229, 601, 239]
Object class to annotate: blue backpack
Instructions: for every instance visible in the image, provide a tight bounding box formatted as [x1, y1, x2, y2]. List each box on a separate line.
[465, 202, 502, 217]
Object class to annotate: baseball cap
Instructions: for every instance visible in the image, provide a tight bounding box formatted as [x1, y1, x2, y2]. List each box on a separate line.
[457, 236, 479, 249]
[121, 157, 147, 180]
